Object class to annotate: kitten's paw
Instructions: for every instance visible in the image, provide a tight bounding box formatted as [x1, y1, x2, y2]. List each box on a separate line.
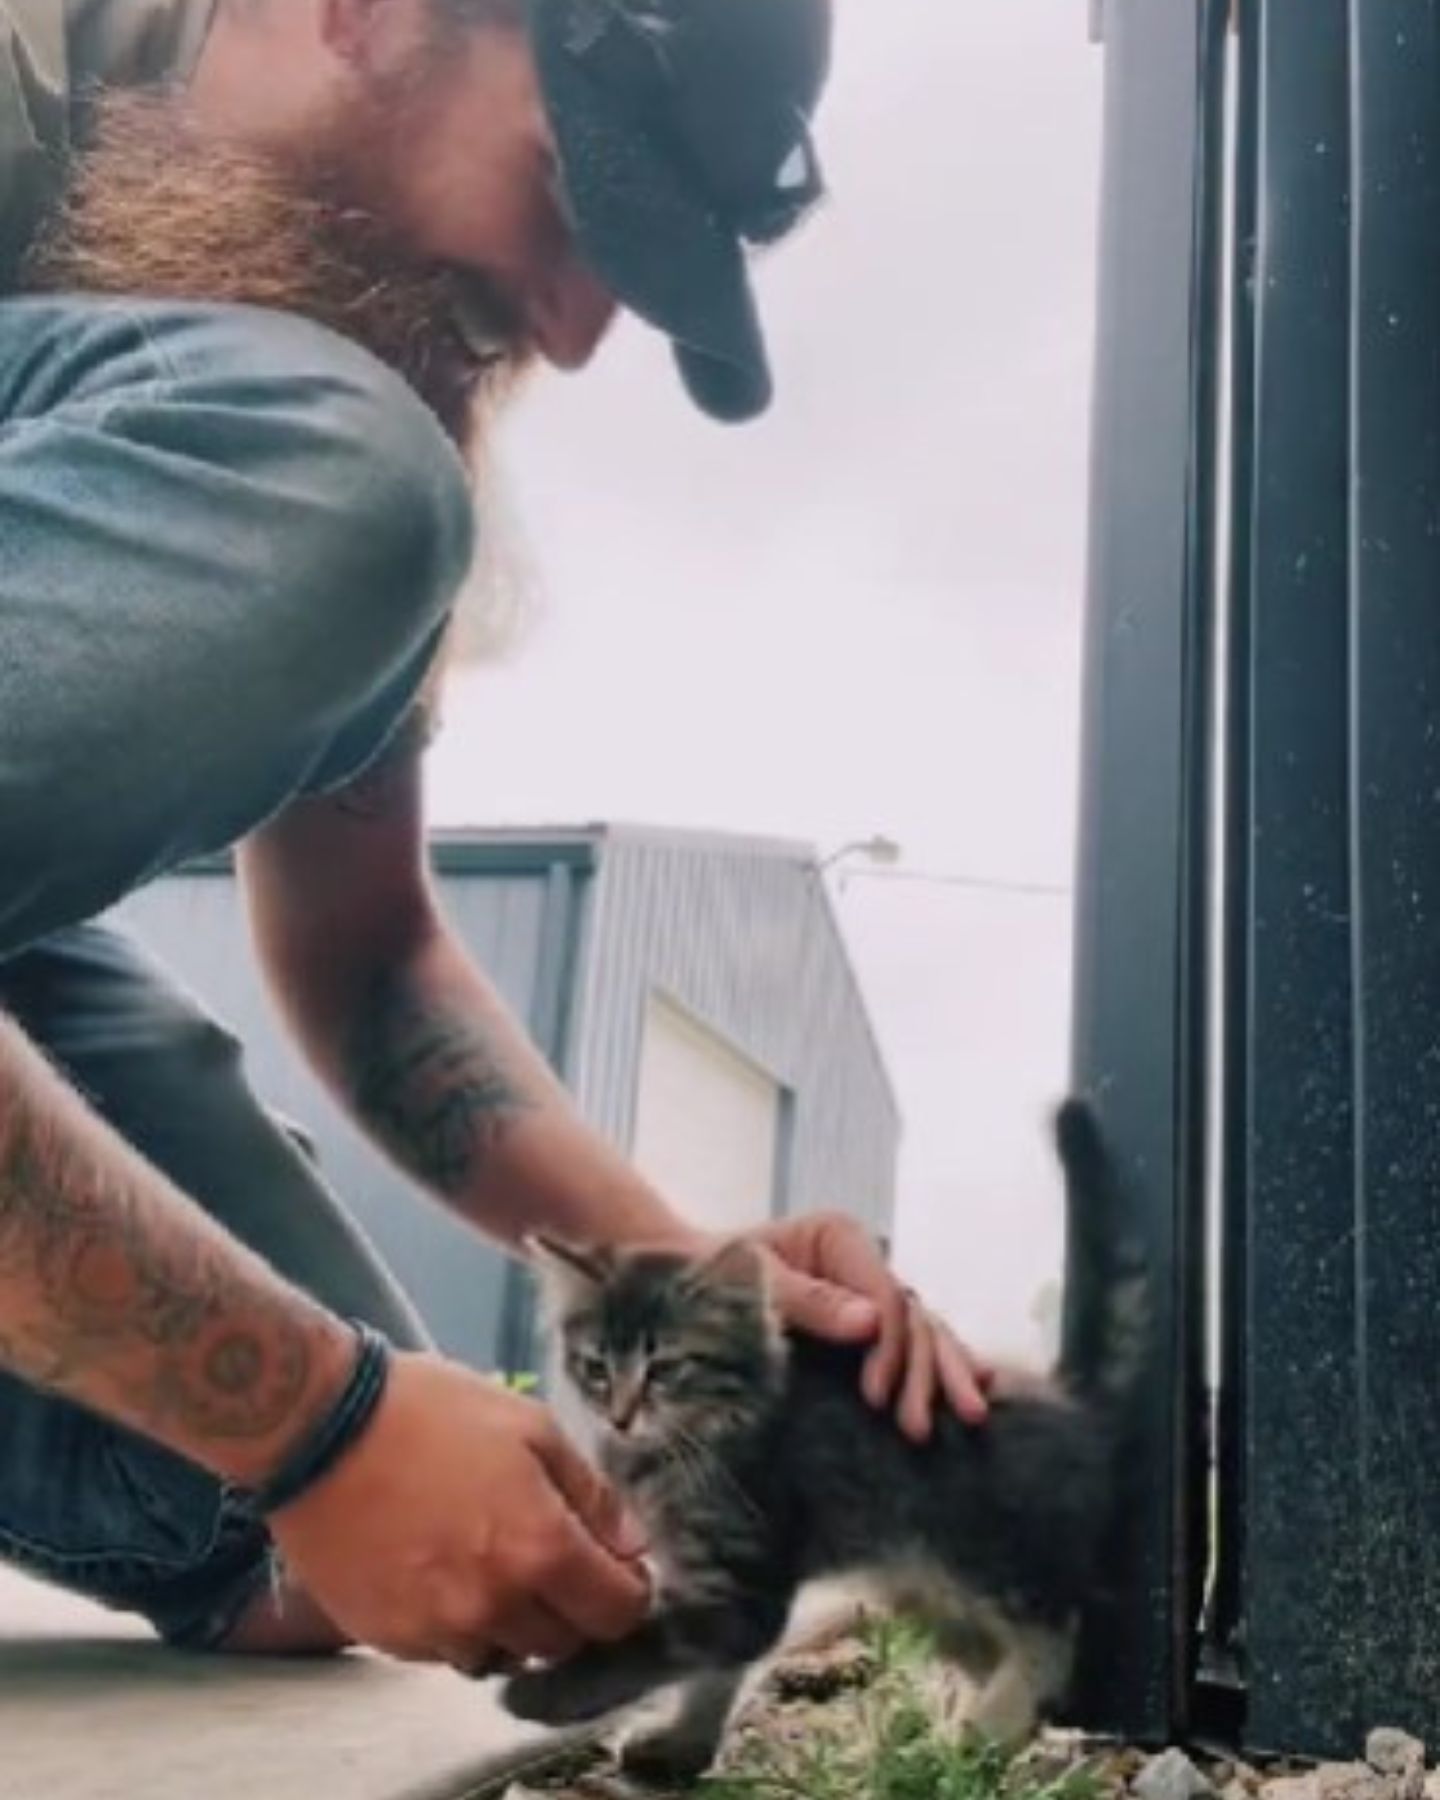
[500, 1668, 592, 1726]
[965, 1689, 1039, 1751]
[619, 1725, 721, 1788]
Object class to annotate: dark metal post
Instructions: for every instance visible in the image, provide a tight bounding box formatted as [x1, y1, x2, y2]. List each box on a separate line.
[1234, 0, 1365, 1757]
[1236, 0, 1440, 1755]
[1077, 0, 1440, 1754]
[1067, 0, 1226, 1743]
[1344, 0, 1440, 1737]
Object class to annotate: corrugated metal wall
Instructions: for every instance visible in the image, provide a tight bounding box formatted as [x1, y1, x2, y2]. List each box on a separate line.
[112, 854, 579, 1370]
[109, 828, 899, 1368]
[571, 833, 899, 1244]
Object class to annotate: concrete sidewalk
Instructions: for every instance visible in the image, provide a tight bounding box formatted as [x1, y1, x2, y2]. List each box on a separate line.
[0, 1567, 587, 1800]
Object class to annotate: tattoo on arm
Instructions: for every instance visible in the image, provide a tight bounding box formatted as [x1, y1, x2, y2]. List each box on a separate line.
[345, 974, 538, 1195]
[0, 1032, 326, 1458]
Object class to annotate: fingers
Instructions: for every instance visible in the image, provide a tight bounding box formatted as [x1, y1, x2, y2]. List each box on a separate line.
[436, 1544, 628, 1677]
[490, 1597, 585, 1667]
[935, 1325, 993, 1426]
[753, 1213, 994, 1431]
[455, 1646, 516, 1681]
[532, 1421, 648, 1560]
[767, 1261, 877, 1344]
[529, 1427, 653, 1641]
[865, 1289, 993, 1435]
[757, 1214, 897, 1391]
[861, 1274, 910, 1409]
[897, 1290, 938, 1443]
[539, 1515, 653, 1641]
[805, 1217, 893, 1318]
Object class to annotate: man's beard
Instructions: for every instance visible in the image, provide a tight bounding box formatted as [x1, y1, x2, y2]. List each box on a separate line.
[19, 92, 533, 456]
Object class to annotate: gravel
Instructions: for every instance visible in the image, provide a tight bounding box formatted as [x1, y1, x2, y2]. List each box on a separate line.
[1135, 1748, 1218, 1800]
[496, 1640, 1434, 1800]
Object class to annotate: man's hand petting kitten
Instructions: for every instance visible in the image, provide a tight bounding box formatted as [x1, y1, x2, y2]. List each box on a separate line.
[738, 1213, 994, 1439]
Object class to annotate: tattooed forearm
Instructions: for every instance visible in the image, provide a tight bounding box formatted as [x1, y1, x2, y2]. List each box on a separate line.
[0, 1018, 347, 1477]
[345, 972, 538, 1196]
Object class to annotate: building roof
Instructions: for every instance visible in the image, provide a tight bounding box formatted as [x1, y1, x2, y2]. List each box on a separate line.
[428, 821, 818, 865]
[180, 822, 897, 1122]
[430, 824, 897, 1122]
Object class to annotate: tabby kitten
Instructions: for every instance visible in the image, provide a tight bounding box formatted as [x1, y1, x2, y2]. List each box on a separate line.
[501, 1100, 1144, 1785]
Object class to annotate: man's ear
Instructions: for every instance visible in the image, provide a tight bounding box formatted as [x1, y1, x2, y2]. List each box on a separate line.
[318, 0, 415, 75]
[525, 1235, 610, 1315]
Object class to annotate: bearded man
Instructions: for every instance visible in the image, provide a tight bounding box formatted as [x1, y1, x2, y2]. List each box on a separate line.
[0, 0, 991, 1675]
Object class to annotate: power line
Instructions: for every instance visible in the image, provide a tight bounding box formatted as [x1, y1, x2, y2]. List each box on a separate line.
[837, 867, 1070, 899]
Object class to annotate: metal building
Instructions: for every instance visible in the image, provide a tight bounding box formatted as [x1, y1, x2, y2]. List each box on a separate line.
[113, 824, 899, 1376]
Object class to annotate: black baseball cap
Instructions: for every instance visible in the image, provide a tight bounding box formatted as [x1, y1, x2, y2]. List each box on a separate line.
[527, 0, 832, 423]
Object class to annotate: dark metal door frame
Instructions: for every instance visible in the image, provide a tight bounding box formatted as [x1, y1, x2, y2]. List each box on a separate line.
[1234, 0, 1440, 1757]
[1073, 0, 1440, 1757]
[1068, 0, 1228, 1744]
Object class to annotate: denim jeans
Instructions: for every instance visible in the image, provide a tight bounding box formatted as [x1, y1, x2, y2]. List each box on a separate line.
[0, 297, 474, 1643]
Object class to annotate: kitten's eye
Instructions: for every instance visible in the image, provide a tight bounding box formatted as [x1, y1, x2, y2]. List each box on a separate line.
[647, 1355, 686, 1386]
[572, 1351, 609, 1388]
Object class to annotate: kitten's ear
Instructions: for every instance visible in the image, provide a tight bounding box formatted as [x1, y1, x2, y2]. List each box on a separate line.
[525, 1235, 609, 1313]
[684, 1237, 766, 1292]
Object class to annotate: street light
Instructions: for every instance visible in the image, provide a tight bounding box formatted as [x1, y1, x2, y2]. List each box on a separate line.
[816, 837, 1068, 898]
[818, 835, 904, 875]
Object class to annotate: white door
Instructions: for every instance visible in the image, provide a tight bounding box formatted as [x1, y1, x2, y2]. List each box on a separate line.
[630, 995, 782, 1234]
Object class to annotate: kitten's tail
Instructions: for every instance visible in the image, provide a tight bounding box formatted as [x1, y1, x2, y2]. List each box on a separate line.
[1052, 1098, 1148, 1411]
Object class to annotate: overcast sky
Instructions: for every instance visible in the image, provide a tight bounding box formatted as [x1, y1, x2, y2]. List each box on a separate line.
[431, 1, 1105, 1360]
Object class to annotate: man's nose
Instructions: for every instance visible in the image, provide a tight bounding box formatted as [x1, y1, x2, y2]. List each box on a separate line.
[528, 261, 620, 370]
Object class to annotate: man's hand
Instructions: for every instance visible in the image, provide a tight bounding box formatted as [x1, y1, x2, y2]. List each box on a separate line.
[268, 1353, 651, 1672]
[744, 1214, 994, 1442]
